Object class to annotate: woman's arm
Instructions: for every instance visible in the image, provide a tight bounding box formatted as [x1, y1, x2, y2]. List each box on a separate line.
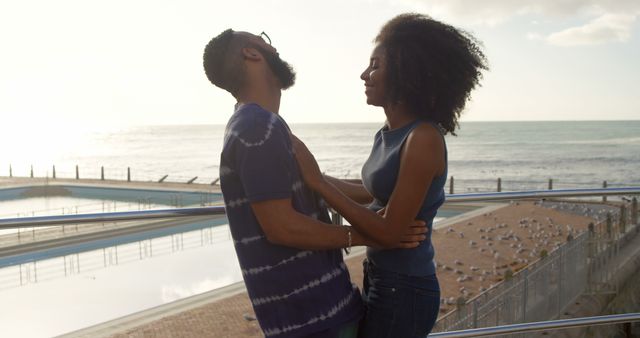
[292, 124, 444, 248]
[324, 175, 374, 205]
[250, 197, 426, 250]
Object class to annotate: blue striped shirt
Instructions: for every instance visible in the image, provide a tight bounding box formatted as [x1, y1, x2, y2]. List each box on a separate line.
[220, 103, 363, 337]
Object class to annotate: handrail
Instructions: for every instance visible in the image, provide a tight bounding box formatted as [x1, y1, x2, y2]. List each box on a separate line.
[429, 313, 640, 337]
[0, 187, 638, 229]
[445, 187, 640, 202]
[0, 206, 226, 229]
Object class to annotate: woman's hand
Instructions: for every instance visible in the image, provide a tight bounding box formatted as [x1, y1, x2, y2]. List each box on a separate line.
[365, 219, 428, 249]
[291, 134, 325, 190]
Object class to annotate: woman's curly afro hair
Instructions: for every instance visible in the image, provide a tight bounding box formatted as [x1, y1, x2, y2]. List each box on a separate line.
[376, 13, 488, 135]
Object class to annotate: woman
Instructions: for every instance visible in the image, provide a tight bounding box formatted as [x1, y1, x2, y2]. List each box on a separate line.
[293, 13, 487, 337]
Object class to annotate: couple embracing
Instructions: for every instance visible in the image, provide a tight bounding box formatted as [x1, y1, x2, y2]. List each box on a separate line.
[202, 13, 487, 338]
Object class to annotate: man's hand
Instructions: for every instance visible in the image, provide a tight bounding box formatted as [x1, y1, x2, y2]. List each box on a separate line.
[291, 134, 325, 190]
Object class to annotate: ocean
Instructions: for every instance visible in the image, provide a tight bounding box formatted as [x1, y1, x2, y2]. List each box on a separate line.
[2, 121, 639, 192]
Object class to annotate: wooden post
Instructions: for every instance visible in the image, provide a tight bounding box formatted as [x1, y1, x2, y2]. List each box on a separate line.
[9, 164, 12, 178]
[602, 181, 607, 202]
[30, 165, 34, 178]
[548, 179, 553, 190]
[497, 178, 502, 192]
[101, 166, 105, 181]
[632, 198, 638, 225]
[53, 165, 56, 179]
[449, 176, 454, 195]
[127, 167, 131, 182]
[75, 165, 79, 180]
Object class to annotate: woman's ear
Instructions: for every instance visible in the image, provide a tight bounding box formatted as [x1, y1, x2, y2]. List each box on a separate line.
[242, 47, 262, 61]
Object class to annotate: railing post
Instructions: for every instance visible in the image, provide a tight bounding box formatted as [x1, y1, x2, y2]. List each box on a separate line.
[449, 176, 454, 195]
[548, 178, 553, 190]
[558, 249, 564, 317]
[52, 165, 56, 179]
[632, 198, 638, 225]
[30, 165, 34, 178]
[472, 300, 479, 328]
[497, 178, 502, 192]
[127, 167, 131, 182]
[75, 165, 79, 180]
[619, 205, 627, 234]
[331, 210, 343, 226]
[9, 164, 12, 177]
[101, 166, 105, 181]
[522, 268, 528, 322]
[602, 181, 607, 201]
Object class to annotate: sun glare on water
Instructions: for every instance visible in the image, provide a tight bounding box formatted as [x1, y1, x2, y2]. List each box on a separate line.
[0, 120, 116, 174]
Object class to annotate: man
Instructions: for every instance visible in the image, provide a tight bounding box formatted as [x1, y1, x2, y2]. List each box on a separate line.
[202, 29, 423, 337]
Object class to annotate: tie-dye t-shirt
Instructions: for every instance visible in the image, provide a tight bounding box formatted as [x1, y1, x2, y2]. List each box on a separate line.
[219, 103, 363, 337]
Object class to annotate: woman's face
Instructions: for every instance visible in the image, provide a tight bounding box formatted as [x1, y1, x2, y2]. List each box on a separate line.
[360, 44, 387, 107]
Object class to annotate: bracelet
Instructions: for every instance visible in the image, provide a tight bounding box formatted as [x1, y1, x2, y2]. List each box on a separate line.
[344, 227, 352, 255]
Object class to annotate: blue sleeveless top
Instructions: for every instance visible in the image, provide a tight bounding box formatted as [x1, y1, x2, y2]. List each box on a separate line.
[361, 120, 447, 276]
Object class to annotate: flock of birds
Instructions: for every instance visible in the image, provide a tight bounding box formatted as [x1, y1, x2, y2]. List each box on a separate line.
[435, 200, 618, 308]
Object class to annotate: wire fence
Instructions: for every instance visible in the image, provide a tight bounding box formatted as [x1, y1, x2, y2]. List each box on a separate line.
[433, 199, 639, 336]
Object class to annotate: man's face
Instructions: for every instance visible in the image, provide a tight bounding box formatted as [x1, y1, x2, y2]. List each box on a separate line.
[238, 32, 296, 90]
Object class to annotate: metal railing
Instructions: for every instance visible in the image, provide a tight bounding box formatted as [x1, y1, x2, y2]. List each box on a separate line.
[429, 312, 640, 337]
[434, 194, 639, 334]
[0, 187, 639, 336]
[1, 187, 638, 229]
[0, 206, 226, 229]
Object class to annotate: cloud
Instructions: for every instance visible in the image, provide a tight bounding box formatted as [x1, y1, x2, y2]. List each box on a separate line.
[546, 13, 637, 46]
[398, 0, 640, 25]
[393, 0, 640, 46]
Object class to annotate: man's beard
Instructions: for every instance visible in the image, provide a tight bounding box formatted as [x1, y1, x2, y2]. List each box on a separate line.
[254, 45, 296, 90]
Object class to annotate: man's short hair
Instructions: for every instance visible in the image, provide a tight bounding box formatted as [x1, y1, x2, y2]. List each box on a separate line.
[203, 29, 245, 97]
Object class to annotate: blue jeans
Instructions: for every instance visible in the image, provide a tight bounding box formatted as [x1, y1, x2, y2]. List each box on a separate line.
[359, 260, 440, 338]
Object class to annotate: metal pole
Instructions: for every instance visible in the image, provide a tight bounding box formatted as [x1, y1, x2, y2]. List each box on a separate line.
[603, 181, 607, 201]
[428, 313, 640, 338]
[473, 300, 479, 328]
[632, 198, 638, 225]
[450, 176, 454, 195]
[101, 166, 105, 181]
[522, 268, 528, 322]
[75, 165, 79, 180]
[53, 165, 56, 179]
[331, 210, 343, 226]
[558, 249, 564, 317]
[548, 179, 553, 190]
[30, 165, 34, 178]
[9, 164, 12, 177]
[619, 205, 627, 234]
[497, 178, 502, 192]
[127, 167, 131, 182]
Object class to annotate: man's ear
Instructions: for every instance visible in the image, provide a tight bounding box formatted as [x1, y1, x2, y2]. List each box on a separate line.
[242, 47, 262, 61]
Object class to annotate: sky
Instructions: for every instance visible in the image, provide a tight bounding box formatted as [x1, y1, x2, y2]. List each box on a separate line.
[1, 0, 639, 129]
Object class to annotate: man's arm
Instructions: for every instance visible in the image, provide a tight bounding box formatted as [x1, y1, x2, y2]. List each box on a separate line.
[251, 198, 425, 250]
